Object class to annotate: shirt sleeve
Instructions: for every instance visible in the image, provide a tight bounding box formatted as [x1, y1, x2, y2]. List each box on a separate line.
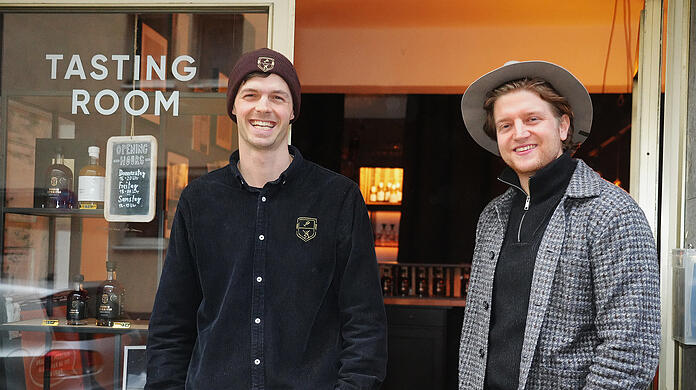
[335, 184, 388, 389]
[584, 202, 660, 389]
[146, 196, 202, 390]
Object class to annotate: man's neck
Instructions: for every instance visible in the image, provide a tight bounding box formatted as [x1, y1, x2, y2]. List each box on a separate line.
[237, 144, 293, 188]
[517, 174, 531, 195]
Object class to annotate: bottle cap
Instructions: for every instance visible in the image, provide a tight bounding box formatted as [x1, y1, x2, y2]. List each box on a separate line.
[72, 274, 84, 282]
[106, 261, 116, 271]
[88, 146, 100, 158]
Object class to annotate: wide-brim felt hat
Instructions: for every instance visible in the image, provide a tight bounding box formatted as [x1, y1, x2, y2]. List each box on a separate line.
[460, 60, 593, 156]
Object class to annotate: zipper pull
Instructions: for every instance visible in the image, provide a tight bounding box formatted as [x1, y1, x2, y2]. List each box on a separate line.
[524, 195, 530, 211]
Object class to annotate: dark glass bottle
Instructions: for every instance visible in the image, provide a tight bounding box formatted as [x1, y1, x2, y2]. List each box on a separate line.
[96, 261, 125, 326]
[433, 267, 446, 297]
[460, 269, 470, 299]
[397, 266, 411, 296]
[44, 149, 74, 209]
[416, 267, 428, 297]
[66, 274, 88, 325]
[381, 266, 393, 296]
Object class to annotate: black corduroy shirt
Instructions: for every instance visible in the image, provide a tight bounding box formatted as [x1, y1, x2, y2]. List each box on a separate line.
[484, 152, 577, 390]
[146, 146, 387, 390]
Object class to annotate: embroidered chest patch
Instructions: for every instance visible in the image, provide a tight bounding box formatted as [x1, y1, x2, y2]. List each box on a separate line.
[296, 217, 317, 242]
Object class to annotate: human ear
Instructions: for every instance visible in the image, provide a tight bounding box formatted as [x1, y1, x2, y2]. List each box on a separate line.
[559, 114, 570, 141]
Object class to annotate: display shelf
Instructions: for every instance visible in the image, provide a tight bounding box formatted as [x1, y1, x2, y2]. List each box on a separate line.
[365, 203, 401, 211]
[0, 318, 148, 334]
[0, 318, 148, 390]
[3, 207, 104, 218]
[383, 297, 466, 307]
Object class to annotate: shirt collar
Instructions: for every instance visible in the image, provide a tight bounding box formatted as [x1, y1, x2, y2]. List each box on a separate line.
[228, 145, 304, 190]
[498, 151, 577, 204]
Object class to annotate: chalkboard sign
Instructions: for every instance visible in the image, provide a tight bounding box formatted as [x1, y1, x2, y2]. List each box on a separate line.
[104, 135, 158, 222]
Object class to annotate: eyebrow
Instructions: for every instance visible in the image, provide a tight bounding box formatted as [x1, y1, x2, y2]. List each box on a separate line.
[238, 87, 290, 97]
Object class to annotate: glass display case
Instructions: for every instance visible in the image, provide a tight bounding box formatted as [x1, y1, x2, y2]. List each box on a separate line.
[0, 10, 268, 389]
[359, 167, 403, 261]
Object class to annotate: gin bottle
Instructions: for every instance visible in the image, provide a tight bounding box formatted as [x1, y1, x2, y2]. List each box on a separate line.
[66, 274, 88, 325]
[96, 261, 125, 326]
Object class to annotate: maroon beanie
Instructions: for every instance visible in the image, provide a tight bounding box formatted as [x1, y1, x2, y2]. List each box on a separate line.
[226, 48, 301, 124]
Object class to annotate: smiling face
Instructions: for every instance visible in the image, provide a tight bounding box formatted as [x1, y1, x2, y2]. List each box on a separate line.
[493, 89, 569, 184]
[232, 73, 294, 153]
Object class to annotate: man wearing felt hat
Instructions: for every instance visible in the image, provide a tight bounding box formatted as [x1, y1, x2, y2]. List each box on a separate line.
[458, 61, 660, 389]
[146, 48, 387, 389]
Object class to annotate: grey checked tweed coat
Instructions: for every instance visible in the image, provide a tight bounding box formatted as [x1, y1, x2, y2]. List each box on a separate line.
[458, 159, 660, 390]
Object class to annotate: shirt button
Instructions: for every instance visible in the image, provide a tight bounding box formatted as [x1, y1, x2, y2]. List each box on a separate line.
[261, 196, 267, 202]
[256, 276, 263, 283]
[483, 301, 489, 311]
[254, 318, 261, 324]
[254, 359, 260, 365]
[259, 234, 265, 241]
[479, 348, 485, 358]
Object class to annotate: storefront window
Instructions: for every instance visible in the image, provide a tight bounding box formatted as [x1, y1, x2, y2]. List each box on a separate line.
[0, 10, 268, 389]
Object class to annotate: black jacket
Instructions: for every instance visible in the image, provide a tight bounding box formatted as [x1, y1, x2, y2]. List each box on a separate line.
[146, 146, 387, 389]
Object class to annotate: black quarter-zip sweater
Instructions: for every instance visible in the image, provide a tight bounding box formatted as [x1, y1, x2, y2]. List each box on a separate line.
[484, 152, 577, 390]
[146, 146, 387, 390]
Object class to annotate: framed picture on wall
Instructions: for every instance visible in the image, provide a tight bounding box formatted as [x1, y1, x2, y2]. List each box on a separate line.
[192, 115, 210, 155]
[218, 72, 229, 93]
[165, 151, 189, 238]
[140, 22, 167, 92]
[216, 115, 235, 151]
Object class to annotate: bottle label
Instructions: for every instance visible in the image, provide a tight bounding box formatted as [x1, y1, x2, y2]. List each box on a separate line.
[98, 291, 124, 320]
[79, 176, 105, 202]
[67, 299, 86, 320]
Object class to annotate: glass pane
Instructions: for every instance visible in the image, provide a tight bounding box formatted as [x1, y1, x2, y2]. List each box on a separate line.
[0, 10, 268, 389]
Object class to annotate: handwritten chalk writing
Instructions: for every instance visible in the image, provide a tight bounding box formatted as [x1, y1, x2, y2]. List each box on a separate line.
[118, 169, 146, 178]
[116, 143, 149, 155]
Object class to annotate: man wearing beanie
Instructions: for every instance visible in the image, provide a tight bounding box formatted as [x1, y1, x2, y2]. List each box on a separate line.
[146, 48, 387, 389]
[457, 61, 659, 389]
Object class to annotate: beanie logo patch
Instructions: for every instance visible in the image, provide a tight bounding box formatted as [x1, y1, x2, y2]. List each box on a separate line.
[257, 57, 275, 72]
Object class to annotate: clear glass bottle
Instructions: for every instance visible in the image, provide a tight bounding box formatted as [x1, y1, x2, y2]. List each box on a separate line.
[66, 274, 88, 325]
[96, 261, 125, 326]
[369, 185, 378, 203]
[377, 182, 385, 202]
[44, 149, 74, 208]
[78, 146, 105, 210]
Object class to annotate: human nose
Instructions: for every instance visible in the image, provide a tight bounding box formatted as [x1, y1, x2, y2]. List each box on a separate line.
[512, 120, 529, 139]
[254, 95, 271, 112]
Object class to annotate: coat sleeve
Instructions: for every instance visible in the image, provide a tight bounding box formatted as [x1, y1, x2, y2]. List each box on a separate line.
[335, 185, 388, 389]
[584, 202, 660, 389]
[146, 197, 202, 390]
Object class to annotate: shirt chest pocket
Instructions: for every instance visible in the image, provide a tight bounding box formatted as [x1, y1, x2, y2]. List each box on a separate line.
[269, 235, 337, 297]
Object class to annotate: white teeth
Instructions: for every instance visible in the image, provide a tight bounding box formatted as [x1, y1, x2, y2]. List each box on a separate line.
[515, 145, 535, 152]
[250, 120, 275, 128]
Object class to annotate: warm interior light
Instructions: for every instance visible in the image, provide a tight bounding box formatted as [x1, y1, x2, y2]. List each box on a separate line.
[359, 167, 404, 205]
